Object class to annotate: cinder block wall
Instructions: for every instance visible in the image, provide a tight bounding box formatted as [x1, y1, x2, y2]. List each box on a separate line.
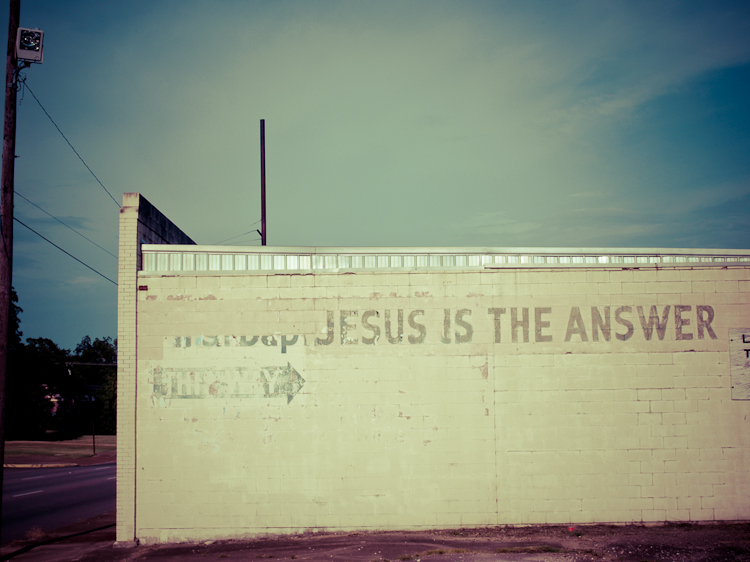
[131, 265, 749, 543]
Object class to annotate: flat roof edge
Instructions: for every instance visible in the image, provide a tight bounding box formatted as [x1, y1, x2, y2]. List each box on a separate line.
[141, 245, 750, 256]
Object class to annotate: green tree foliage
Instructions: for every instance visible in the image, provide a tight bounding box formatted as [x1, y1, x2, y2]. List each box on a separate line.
[9, 286, 22, 351]
[96, 364, 117, 435]
[5, 289, 117, 439]
[6, 289, 71, 439]
[20, 338, 72, 437]
[72, 336, 117, 435]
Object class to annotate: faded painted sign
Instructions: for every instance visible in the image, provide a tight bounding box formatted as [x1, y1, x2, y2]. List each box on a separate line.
[730, 328, 750, 400]
[150, 363, 305, 405]
[170, 305, 718, 355]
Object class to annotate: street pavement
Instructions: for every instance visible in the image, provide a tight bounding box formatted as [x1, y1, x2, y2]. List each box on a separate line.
[2, 463, 116, 545]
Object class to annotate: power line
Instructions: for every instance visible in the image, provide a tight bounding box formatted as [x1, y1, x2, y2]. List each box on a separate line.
[223, 238, 262, 246]
[19, 78, 120, 207]
[14, 217, 117, 285]
[214, 232, 261, 245]
[213, 221, 261, 245]
[15, 191, 117, 259]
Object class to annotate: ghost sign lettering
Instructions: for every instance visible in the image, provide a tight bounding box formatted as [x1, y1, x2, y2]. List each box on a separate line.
[730, 329, 750, 400]
[151, 363, 305, 404]
[154, 305, 733, 406]
[171, 305, 718, 352]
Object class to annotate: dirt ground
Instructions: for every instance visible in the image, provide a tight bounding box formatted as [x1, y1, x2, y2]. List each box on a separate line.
[75, 522, 750, 562]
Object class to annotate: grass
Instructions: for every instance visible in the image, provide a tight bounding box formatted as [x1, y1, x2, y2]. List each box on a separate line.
[5, 435, 116, 458]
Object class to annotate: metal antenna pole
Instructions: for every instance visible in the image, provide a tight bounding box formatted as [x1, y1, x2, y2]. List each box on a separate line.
[260, 119, 266, 246]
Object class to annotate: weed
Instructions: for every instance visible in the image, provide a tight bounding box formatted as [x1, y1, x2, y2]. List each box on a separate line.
[24, 526, 46, 541]
[423, 549, 446, 555]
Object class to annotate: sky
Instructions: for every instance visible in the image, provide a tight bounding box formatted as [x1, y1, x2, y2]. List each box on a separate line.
[4, 0, 750, 351]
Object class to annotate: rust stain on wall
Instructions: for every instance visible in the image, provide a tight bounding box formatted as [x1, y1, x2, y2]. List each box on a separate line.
[477, 361, 488, 379]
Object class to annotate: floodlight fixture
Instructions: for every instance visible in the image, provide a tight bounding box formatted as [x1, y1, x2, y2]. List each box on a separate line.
[16, 28, 43, 63]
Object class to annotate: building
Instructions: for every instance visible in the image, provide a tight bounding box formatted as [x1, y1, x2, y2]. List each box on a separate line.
[117, 192, 750, 544]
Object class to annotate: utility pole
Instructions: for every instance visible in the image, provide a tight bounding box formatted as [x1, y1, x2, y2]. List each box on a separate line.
[260, 119, 266, 246]
[0, 0, 20, 533]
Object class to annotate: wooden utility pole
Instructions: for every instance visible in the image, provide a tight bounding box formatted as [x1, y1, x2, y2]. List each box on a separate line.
[0, 0, 20, 533]
[260, 119, 266, 246]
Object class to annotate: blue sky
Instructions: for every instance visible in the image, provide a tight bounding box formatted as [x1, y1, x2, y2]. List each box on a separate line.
[5, 0, 750, 350]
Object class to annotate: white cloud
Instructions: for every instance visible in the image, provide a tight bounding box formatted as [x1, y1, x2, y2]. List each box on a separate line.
[451, 212, 542, 237]
[67, 276, 99, 286]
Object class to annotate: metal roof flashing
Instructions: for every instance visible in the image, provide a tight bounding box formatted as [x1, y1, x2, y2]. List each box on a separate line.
[138, 246, 750, 275]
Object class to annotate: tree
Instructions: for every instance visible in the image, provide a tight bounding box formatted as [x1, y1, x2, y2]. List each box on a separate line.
[71, 336, 117, 435]
[74, 335, 117, 366]
[96, 364, 117, 435]
[4, 289, 57, 440]
[9, 287, 21, 351]
[5, 290, 117, 439]
[6, 330, 70, 439]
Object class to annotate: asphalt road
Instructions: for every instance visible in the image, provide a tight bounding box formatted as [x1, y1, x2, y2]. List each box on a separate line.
[1, 463, 116, 545]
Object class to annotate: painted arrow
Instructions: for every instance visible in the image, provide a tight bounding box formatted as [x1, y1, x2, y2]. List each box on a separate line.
[260, 363, 305, 404]
[151, 363, 306, 403]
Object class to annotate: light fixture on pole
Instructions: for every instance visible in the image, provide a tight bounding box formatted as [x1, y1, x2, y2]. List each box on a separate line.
[16, 27, 43, 63]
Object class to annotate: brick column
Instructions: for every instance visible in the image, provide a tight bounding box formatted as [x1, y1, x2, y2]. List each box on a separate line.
[115, 193, 140, 544]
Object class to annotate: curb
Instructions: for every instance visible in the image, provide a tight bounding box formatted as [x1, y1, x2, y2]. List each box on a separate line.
[3, 463, 79, 468]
